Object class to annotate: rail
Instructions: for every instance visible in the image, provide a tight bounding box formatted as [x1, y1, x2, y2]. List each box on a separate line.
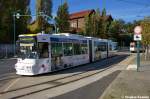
[0, 54, 129, 99]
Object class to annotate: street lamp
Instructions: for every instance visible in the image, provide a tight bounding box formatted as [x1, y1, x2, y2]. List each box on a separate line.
[16, 13, 21, 19]
[52, 16, 57, 34]
[13, 12, 22, 57]
[13, 12, 57, 56]
[38, 11, 57, 34]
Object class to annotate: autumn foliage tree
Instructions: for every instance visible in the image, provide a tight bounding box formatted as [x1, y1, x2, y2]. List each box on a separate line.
[84, 9, 103, 37]
[56, 2, 70, 33]
[0, 0, 30, 43]
[141, 17, 150, 59]
[36, 0, 52, 32]
[84, 8, 112, 38]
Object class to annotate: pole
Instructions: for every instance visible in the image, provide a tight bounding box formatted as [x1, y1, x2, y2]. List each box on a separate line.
[14, 12, 52, 34]
[5, 45, 8, 58]
[13, 12, 16, 56]
[137, 41, 140, 71]
[54, 22, 57, 34]
[43, 14, 56, 33]
[61, 0, 62, 5]
[102, 0, 106, 9]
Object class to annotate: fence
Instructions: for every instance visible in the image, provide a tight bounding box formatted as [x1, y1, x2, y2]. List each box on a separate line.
[0, 44, 15, 58]
[118, 46, 130, 51]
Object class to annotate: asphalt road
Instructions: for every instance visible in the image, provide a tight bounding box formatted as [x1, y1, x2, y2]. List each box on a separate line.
[0, 59, 17, 76]
[0, 59, 17, 90]
[0, 52, 133, 99]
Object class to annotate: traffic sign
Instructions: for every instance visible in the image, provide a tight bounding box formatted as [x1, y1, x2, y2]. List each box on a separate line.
[134, 34, 142, 41]
[133, 26, 142, 72]
[134, 26, 142, 34]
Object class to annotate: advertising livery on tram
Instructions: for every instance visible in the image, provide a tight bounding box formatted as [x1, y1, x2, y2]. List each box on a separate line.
[15, 33, 117, 75]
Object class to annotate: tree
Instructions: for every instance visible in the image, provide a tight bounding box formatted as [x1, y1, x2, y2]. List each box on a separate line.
[102, 8, 106, 17]
[94, 8, 102, 37]
[84, 8, 112, 38]
[56, 1, 70, 33]
[141, 17, 150, 60]
[84, 9, 102, 37]
[84, 15, 92, 36]
[108, 19, 126, 46]
[36, 0, 52, 32]
[100, 8, 110, 38]
[0, 0, 30, 43]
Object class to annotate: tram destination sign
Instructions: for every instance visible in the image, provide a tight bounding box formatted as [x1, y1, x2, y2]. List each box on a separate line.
[19, 37, 35, 43]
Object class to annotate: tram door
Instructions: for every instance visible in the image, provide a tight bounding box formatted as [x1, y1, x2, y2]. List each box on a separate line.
[107, 42, 109, 58]
[38, 42, 51, 73]
[89, 40, 93, 62]
[51, 42, 63, 71]
[39, 43, 49, 58]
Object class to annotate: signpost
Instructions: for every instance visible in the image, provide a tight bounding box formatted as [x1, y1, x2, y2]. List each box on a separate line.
[134, 26, 142, 72]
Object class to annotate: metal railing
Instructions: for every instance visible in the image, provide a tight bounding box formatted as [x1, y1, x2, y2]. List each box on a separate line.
[0, 44, 15, 59]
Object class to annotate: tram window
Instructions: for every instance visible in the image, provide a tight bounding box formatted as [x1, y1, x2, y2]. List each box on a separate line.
[73, 43, 81, 55]
[81, 44, 88, 54]
[99, 44, 107, 51]
[94, 42, 99, 52]
[51, 43, 63, 57]
[63, 43, 73, 56]
[109, 45, 112, 50]
[38, 43, 49, 58]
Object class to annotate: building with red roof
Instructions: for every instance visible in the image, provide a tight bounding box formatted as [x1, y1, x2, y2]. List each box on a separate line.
[69, 9, 113, 33]
[69, 9, 95, 33]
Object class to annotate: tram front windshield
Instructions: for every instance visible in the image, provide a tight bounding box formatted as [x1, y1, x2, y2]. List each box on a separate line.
[18, 36, 38, 59]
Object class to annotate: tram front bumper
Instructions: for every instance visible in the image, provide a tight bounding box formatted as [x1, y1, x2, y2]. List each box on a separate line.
[15, 63, 35, 75]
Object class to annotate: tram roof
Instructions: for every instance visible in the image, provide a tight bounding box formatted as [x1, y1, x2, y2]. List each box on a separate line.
[19, 33, 86, 40]
[85, 36, 109, 42]
[19, 33, 115, 42]
[51, 33, 85, 39]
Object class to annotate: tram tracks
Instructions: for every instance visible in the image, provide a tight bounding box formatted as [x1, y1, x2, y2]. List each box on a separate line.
[0, 74, 24, 83]
[0, 56, 117, 83]
[0, 55, 129, 99]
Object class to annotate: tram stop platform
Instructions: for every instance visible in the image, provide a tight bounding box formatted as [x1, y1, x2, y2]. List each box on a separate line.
[100, 54, 150, 99]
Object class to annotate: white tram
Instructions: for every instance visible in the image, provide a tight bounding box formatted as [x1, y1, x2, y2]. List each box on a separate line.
[15, 33, 117, 75]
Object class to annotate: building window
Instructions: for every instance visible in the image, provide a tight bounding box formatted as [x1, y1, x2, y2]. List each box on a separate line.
[71, 22, 76, 28]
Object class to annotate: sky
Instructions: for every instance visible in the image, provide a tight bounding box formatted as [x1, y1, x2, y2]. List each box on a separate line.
[30, 0, 150, 22]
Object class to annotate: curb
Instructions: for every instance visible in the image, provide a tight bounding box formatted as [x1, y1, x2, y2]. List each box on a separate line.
[0, 58, 17, 61]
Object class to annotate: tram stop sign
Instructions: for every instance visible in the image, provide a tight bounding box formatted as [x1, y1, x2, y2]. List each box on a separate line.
[134, 26, 142, 41]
